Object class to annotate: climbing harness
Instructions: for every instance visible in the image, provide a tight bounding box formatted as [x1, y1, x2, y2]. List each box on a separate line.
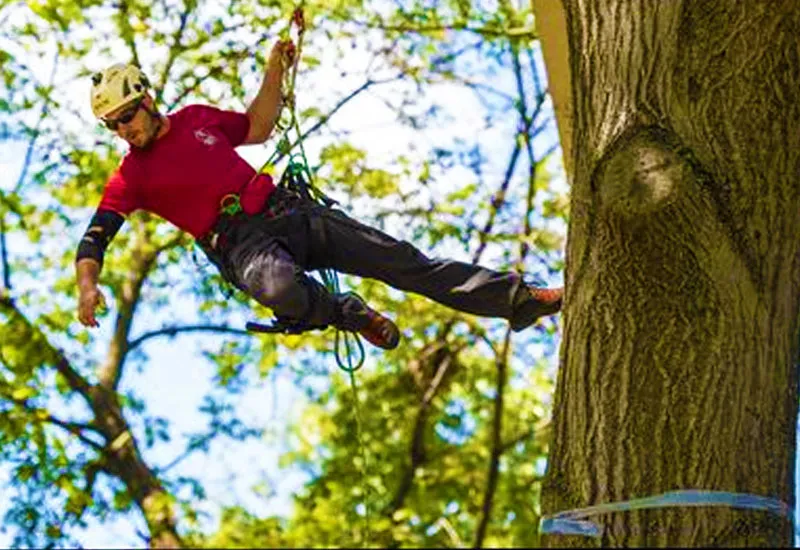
[219, 194, 243, 217]
[539, 489, 791, 538]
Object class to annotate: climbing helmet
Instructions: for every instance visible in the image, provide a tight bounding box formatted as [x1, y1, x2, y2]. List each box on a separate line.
[90, 63, 150, 119]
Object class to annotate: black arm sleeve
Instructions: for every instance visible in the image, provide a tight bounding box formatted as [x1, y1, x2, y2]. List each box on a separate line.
[75, 209, 125, 267]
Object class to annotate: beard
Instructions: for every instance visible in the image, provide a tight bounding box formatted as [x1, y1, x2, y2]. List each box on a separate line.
[128, 114, 163, 150]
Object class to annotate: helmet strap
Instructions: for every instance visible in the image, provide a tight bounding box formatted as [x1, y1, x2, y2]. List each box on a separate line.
[140, 102, 165, 148]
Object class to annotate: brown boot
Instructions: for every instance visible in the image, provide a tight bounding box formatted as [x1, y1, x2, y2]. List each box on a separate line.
[509, 286, 563, 332]
[335, 293, 401, 350]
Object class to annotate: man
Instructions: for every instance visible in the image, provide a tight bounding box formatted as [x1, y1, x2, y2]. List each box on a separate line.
[76, 40, 563, 351]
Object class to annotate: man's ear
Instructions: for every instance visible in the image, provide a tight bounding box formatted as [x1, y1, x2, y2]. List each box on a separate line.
[142, 94, 161, 117]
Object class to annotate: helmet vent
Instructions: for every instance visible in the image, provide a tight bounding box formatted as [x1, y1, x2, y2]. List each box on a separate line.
[122, 78, 131, 98]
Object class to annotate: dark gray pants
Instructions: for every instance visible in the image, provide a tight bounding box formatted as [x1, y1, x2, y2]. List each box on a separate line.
[203, 188, 529, 328]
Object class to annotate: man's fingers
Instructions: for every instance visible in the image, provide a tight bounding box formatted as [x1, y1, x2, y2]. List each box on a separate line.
[276, 39, 294, 55]
[78, 308, 97, 327]
[77, 292, 103, 328]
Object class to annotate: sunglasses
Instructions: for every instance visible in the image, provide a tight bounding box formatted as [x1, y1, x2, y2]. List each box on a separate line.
[102, 99, 143, 130]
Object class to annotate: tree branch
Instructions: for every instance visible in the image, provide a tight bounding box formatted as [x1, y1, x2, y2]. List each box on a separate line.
[97, 223, 188, 391]
[470, 45, 549, 269]
[97, 221, 160, 390]
[348, 17, 537, 40]
[471, 136, 522, 265]
[500, 428, 535, 454]
[474, 329, 512, 548]
[0, 292, 93, 399]
[513, 44, 542, 267]
[0, 214, 10, 291]
[53, 354, 93, 399]
[475, 50, 551, 544]
[158, 20, 251, 105]
[0, 41, 61, 292]
[5, 396, 105, 450]
[1, 240, 180, 548]
[166, 66, 224, 111]
[69, 458, 107, 523]
[271, 76, 400, 166]
[116, 0, 141, 68]
[43, 413, 105, 451]
[156, 2, 194, 98]
[128, 324, 251, 353]
[88, 384, 183, 548]
[14, 44, 60, 194]
[387, 343, 461, 519]
[155, 430, 217, 475]
[163, 26, 268, 111]
[458, 77, 517, 106]
[433, 516, 465, 547]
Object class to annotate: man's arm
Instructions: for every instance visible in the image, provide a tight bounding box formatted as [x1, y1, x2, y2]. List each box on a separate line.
[76, 257, 101, 290]
[242, 40, 295, 145]
[75, 209, 124, 327]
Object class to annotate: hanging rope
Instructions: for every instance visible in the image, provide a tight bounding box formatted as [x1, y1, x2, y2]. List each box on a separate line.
[249, 8, 373, 542]
[345, 365, 372, 547]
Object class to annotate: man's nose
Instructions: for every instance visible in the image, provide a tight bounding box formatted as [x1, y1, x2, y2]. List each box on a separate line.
[118, 122, 137, 137]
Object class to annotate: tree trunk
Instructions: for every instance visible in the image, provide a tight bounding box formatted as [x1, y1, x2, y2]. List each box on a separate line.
[541, 1, 800, 546]
[89, 386, 183, 548]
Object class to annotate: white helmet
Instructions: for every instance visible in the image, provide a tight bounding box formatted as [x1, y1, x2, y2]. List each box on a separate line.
[90, 63, 150, 118]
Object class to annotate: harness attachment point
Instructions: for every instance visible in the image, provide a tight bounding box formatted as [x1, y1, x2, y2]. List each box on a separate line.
[220, 194, 242, 216]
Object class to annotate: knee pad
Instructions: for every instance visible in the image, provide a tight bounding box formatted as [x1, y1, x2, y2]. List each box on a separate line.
[242, 252, 308, 318]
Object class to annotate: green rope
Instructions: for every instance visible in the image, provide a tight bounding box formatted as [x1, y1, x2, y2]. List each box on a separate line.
[346, 367, 372, 547]
[257, 9, 373, 542]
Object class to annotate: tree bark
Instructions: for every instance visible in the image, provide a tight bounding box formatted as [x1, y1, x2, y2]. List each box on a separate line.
[542, 0, 800, 546]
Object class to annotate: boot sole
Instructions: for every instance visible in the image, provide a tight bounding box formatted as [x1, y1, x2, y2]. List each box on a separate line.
[360, 315, 400, 350]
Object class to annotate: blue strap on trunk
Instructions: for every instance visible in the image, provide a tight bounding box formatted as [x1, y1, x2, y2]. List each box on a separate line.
[539, 490, 791, 537]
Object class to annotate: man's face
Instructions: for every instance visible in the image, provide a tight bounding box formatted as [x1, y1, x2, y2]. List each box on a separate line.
[102, 96, 158, 149]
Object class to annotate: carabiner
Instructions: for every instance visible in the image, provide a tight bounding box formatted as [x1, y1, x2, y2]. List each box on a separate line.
[220, 194, 242, 216]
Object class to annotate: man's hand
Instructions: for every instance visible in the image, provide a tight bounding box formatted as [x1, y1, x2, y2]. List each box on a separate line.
[244, 39, 296, 144]
[269, 39, 296, 69]
[76, 258, 105, 328]
[77, 285, 106, 328]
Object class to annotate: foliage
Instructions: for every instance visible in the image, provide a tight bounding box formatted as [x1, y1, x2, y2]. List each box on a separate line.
[0, 0, 566, 547]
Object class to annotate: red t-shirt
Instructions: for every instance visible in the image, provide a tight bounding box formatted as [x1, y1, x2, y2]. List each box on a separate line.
[98, 104, 276, 238]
